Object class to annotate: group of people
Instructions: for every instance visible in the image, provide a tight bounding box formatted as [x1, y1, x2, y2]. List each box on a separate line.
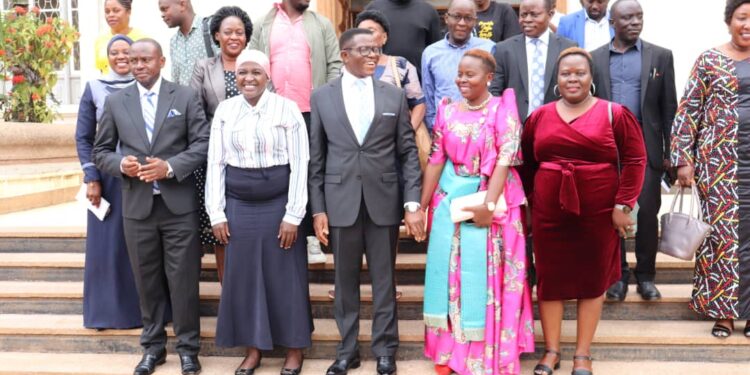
[72, 0, 750, 375]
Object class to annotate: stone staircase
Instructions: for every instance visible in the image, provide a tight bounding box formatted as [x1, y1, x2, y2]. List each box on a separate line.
[0, 228, 748, 374]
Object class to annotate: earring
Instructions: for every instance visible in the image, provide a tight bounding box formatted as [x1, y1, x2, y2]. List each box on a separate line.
[486, 81, 491, 87]
[590, 82, 597, 96]
[553, 84, 560, 97]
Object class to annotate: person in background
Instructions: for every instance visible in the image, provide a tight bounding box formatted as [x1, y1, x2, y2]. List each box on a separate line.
[549, 0, 565, 32]
[490, 0, 577, 123]
[94, 0, 147, 74]
[422, 49, 534, 375]
[207, 49, 311, 375]
[671, 0, 750, 339]
[592, 0, 677, 303]
[422, 0, 495, 129]
[557, 0, 613, 51]
[250, 0, 342, 265]
[158, 0, 219, 86]
[366, 0, 442, 77]
[75, 34, 142, 331]
[522, 47, 645, 375]
[473, 0, 522, 43]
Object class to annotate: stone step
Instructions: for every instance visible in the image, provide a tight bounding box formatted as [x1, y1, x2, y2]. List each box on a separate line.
[0, 280, 700, 320]
[0, 352, 747, 375]
[0, 314, 744, 361]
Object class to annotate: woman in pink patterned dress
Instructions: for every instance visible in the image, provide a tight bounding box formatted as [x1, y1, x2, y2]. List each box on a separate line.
[421, 49, 535, 375]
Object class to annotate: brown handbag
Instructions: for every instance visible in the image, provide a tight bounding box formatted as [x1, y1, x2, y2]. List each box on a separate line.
[659, 186, 712, 261]
[390, 56, 431, 172]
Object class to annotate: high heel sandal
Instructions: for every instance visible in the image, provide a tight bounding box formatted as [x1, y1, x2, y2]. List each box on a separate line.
[711, 320, 734, 338]
[235, 352, 262, 375]
[571, 355, 594, 375]
[533, 349, 561, 375]
[745, 321, 750, 338]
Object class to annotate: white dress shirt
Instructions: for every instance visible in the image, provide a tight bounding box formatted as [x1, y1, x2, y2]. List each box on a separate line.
[341, 68, 374, 143]
[584, 12, 611, 51]
[205, 91, 310, 226]
[525, 30, 550, 116]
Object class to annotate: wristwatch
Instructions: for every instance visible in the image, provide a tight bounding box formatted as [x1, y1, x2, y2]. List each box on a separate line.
[404, 202, 421, 213]
[166, 163, 175, 179]
[486, 201, 496, 211]
[614, 204, 632, 214]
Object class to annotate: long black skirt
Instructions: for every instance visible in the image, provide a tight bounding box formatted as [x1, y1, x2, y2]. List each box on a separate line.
[215, 165, 313, 349]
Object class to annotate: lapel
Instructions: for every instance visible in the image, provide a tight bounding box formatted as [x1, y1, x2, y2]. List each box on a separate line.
[514, 36, 529, 94]
[362, 80, 385, 144]
[208, 57, 226, 103]
[544, 35, 562, 95]
[598, 48, 612, 98]
[123, 85, 150, 151]
[639, 41, 653, 109]
[576, 12, 586, 45]
[150, 80, 176, 149]
[332, 78, 360, 145]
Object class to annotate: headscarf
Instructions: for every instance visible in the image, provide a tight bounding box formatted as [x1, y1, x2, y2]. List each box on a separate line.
[236, 49, 271, 80]
[100, 34, 134, 84]
[91, 34, 135, 121]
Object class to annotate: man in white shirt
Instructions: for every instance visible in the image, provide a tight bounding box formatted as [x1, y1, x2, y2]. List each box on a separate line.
[557, 0, 614, 51]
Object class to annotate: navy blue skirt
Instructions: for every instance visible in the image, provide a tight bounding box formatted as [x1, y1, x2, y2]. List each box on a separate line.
[215, 165, 313, 349]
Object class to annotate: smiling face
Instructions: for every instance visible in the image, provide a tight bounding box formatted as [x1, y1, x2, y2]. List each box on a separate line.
[341, 33, 380, 78]
[216, 16, 247, 59]
[519, 0, 552, 38]
[729, 4, 750, 50]
[107, 40, 131, 76]
[129, 42, 165, 90]
[158, 0, 185, 29]
[357, 19, 388, 48]
[581, 0, 609, 21]
[237, 61, 268, 105]
[557, 54, 593, 104]
[104, 0, 130, 31]
[445, 0, 478, 45]
[455, 55, 492, 102]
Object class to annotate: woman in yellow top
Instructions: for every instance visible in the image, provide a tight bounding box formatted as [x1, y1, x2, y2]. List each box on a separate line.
[94, 0, 147, 74]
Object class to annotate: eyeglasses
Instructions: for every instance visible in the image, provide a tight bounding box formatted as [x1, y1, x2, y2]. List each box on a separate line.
[342, 46, 382, 56]
[446, 13, 478, 23]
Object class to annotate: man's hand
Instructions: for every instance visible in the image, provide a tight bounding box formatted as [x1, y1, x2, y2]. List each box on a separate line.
[278, 221, 298, 250]
[138, 157, 169, 183]
[121, 155, 140, 178]
[212, 222, 230, 245]
[404, 210, 426, 242]
[313, 214, 330, 246]
[86, 181, 102, 208]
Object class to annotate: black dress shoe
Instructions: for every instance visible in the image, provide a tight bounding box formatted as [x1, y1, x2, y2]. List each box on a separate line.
[325, 355, 361, 375]
[637, 281, 662, 301]
[605, 280, 628, 301]
[179, 354, 201, 375]
[133, 351, 166, 375]
[376, 356, 397, 375]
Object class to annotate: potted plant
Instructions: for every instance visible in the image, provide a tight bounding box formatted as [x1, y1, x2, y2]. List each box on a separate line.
[0, 5, 79, 123]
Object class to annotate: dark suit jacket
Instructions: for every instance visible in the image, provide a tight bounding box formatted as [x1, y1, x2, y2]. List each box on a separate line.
[308, 77, 421, 227]
[93, 79, 210, 220]
[190, 56, 225, 124]
[592, 40, 677, 170]
[490, 33, 577, 122]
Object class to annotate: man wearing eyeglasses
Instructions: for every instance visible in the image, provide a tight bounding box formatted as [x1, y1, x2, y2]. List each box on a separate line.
[309, 28, 424, 375]
[421, 0, 495, 130]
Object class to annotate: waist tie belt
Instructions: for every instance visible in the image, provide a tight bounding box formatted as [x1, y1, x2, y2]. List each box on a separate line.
[540, 162, 613, 216]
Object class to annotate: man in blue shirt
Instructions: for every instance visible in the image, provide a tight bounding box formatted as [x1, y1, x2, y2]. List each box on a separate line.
[421, 0, 495, 129]
[591, 0, 677, 302]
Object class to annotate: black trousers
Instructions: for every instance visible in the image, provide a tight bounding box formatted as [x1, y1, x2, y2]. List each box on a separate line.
[123, 196, 202, 355]
[620, 165, 661, 283]
[330, 199, 399, 359]
[301, 111, 314, 238]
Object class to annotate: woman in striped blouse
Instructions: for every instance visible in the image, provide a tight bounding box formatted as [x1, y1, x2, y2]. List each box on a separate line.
[205, 50, 311, 375]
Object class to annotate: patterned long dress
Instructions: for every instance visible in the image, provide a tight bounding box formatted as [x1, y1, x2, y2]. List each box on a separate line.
[671, 48, 750, 320]
[424, 91, 535, 375]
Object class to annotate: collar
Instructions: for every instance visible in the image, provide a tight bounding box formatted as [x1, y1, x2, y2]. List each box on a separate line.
[525, 29, 550, 46]
[179, 15, 201, 37]
[609, 38, 642, 53]
[137, 76, 163, 97]
[443, 33, 475, 49]
[341, 68, 373, 89]
[585, 11, 609, 25]
[241, 89, 271, 114]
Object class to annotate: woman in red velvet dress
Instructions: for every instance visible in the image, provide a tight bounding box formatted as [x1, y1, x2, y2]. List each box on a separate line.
[521, 47, 646, 375]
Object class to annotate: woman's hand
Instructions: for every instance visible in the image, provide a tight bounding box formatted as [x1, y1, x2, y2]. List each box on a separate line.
[464, 204, 493, 228]
[212, 222, 230, 245]
[86, 181, 102, 208]
[278, 221, 298, 250]
[612, 208, 634, 238]
[676, 165, 694, 187]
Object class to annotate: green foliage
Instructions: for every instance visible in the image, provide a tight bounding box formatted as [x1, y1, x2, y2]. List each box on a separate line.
[0, 6, 79, 123]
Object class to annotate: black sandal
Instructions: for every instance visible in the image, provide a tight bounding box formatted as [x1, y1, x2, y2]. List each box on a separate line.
[711, 320, 734, 338]
[571, 355, 594, 375]
[744, 321, 750, 338]
[533, 349, 561, 375]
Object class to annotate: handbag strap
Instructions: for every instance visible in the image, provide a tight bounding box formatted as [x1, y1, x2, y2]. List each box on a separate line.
[669, 186, 704, 221]
[202, 17, 215, 58]
[608, 102, 620, 176]
[390, 56, 402, 89]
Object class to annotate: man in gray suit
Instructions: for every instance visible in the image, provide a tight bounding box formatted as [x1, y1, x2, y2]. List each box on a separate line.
[309, 28, 425, 375]
[93, 39, 209, 375]
[489, 0, 577, 122]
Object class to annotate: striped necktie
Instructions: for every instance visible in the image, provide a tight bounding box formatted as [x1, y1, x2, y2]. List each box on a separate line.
[143, 92, 156, 143]
[354, 79, 372, 144]
[529, 38, 545, 115]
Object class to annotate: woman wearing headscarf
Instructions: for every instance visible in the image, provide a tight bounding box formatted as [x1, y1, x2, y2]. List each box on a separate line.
[206, 50, 311, 375]
[75, 34, 142, 329]
[94, 0, 147, 74]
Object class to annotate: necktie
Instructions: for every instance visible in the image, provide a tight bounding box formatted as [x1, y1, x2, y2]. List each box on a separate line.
[529, 38, 545, 115]
[143, 92, 156, 143]
[354, 79, 372, 144]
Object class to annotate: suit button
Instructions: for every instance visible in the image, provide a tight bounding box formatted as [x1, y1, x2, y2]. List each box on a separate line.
[359, 150, 364, 154]
[356, 176, 361, 180]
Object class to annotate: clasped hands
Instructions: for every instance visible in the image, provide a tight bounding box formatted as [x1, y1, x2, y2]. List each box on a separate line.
[121, 155, 169, 182]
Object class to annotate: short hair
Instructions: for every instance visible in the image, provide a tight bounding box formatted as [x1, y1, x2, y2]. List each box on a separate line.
[610, 0, 640, 17]
[339, 28, 373, 50]
[447, 0, 478, 11]
[132, 38, 164, 57]
[556, 47, 593, 73]
[355, 10, 391, 35]
[725, 0, 750, 24]
[107, 0, 132, 11]
[463, 49, 496, 74]
[520, 0, 554, 11]
[210, 6, 253, 47]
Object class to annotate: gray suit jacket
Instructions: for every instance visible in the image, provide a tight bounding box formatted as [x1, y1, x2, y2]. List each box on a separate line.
[490, 33, 577, 122]
[93, 79, 210, 220]
[591, 40, 677, 170]
[190, 56, 225, 124]
[308, 77, 422, 227]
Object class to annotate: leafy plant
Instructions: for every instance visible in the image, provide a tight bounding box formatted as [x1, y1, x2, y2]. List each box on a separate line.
[0, 6, 79, 122]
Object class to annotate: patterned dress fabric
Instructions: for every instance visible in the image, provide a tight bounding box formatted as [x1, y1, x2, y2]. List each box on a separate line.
[671, 49, 750, 319]
[423, 92, 535, 375]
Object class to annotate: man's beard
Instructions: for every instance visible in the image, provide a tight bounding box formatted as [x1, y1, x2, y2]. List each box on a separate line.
[390, 0, 411, 3]
[293, 2, 310, 12]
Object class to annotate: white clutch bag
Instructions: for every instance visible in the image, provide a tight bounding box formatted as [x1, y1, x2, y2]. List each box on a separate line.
[449, 191, 507, 223]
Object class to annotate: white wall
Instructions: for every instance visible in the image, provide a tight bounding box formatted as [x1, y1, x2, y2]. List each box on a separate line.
[564, 0, 727, 95]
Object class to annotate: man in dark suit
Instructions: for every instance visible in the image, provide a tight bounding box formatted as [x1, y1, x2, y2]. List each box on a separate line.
[489, 0, 577, 123]
[309, 28, 424, 375]
[93, 39, 209, 375]
[592, 0, 677, 301]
